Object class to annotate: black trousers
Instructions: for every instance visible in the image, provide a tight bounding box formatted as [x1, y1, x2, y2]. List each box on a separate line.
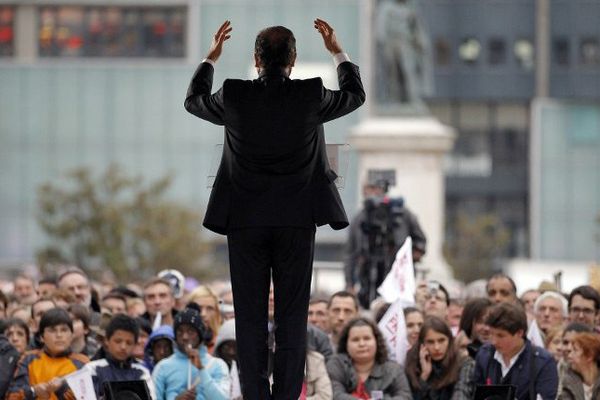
[227, 226, 315, 400]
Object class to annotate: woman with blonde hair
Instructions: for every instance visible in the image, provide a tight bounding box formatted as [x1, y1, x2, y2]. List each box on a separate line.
[545, 326, 564, 363]
[187, 285, 222, 353]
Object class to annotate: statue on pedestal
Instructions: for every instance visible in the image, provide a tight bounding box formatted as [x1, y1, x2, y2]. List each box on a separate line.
[374, 0, 433, 113]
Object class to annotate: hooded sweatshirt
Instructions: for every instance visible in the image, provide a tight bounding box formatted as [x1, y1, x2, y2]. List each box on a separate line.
[144, 325, 175, 372]
[213, 319, 236, 368]
[152, 345, 229, 400]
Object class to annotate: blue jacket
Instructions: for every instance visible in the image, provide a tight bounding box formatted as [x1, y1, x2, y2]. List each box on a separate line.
[144, 325, 175, 372]
[83, 354, 155, 399]
[152, 345, 230, 400]
[473, 340, 558, 400]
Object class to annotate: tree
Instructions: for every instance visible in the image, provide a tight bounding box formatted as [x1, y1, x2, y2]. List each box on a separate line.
[443, 212, 510, 283]
[36, 165, 213, 281]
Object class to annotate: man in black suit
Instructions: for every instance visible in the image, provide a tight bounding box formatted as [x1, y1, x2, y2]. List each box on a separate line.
[184, 19, 365, 400]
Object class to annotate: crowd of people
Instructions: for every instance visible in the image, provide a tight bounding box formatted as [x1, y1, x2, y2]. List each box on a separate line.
[1, 267, 600, 400]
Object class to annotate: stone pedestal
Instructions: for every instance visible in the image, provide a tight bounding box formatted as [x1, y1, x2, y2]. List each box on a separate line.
[349, 117, 456, 280]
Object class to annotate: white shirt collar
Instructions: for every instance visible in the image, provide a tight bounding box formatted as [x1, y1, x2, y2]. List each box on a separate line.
[493, 343, 526, 378]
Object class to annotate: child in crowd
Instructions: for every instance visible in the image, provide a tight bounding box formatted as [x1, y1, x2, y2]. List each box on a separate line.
[152, 305, 230, 400]
[84, 314, 155, 399]
[144, 325, 175, 372]
[3, 318, 30, 355]
[6, 307, 89, 400]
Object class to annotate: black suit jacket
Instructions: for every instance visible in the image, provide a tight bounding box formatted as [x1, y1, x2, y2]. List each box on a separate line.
[184, 61, 365, 235]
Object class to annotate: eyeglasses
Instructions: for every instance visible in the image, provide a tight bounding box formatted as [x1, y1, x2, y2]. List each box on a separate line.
[569, 307, 596, 316]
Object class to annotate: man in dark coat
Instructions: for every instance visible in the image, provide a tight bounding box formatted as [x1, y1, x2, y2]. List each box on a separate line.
[184, 19, 365, 400]
[473, 302, 558, 400]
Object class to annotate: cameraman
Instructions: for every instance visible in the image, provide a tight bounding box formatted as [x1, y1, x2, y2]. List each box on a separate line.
[344, 183, 426, 309]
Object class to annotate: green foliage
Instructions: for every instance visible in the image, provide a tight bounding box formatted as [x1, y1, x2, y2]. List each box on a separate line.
[36, 165, 212, 280]
[443, 212, 510, 283]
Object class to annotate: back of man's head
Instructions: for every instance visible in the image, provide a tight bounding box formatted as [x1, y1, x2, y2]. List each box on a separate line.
[106, 314, 140, 343]
[254, 26, 296, 70]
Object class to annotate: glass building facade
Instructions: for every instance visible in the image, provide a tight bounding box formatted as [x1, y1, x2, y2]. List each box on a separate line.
[1, 0, 599, 270]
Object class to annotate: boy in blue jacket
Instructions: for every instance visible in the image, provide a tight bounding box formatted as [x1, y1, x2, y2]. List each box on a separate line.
[152, 305, 229, 400]
[84, 314, 155, 399]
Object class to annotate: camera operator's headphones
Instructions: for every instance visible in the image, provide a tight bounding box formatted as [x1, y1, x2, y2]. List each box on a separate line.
[174, 303, 213, 344]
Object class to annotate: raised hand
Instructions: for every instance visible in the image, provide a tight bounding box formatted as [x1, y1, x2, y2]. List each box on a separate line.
[419, 345, 432, 381]
[314, 18, 343, 55]
[185, 343, 203, 370]
[175, 388, 196, 400]
[206, 20, 232, 62]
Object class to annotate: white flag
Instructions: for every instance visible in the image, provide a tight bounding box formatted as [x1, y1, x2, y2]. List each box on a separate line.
[64, 368, 97, 400]
[378, 298, 409, 366]
[377, 237, 415, 304]
[527, 318, 545, 348]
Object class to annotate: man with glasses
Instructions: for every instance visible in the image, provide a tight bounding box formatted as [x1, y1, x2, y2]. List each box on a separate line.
[567, 285, 600, 329]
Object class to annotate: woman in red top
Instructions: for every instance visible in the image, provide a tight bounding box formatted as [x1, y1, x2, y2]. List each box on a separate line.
[326, 317, 412, 399]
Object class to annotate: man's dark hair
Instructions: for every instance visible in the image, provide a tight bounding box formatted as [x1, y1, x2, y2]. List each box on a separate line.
[254, 26, 296, 70]
[568, 285, 600, 311]
[102, 293, 128, 307]
[39, 307, 73, 335]
[31, 296, 57, 319]
[485, 302, 527, 336]
[0, 290, 7, 309]
[3, 317, 30, 341]
[136, 316, 152, 336]
[68, 304, 91, 331]
[564, 321, 593, 334]
[105, 314, 140, 342]
[38, 276, 58, 286]
[486, 273, 517, 294]
[327, 290, 359, 311]
[337, 317, 387, 364]
[109, 286, 140, 299]
[459, 297, 493, 339]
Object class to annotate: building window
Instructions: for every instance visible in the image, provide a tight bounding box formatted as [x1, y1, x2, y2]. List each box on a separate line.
[488, 37, 506, 65]
[580, 37, 600, 65]
[38, 6, 186, 58]
[553, 37, 570, 66]
[0, 6, 15, 57]
[435, 38, 451, 66]
[459, 38, 481, 65]
[514, 39, 534, 70]
[446, 129, 492, 178]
